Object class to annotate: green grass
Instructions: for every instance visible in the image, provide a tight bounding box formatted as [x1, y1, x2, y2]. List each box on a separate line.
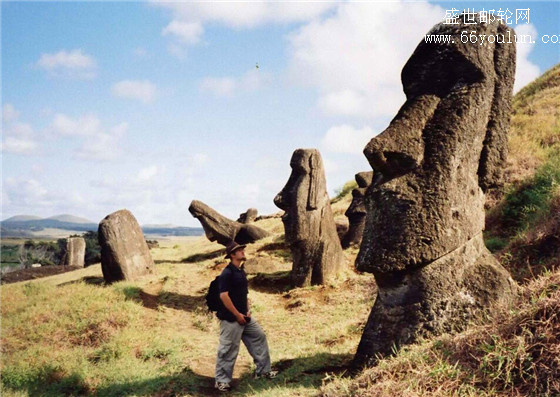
[500, 155, 560, 236]
[331, 180, 358, 204]
[1, 234, 375, 397]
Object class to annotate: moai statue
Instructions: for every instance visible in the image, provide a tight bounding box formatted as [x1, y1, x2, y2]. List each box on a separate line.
[353, 16, 518, 367]
[341, 171, 373, 248]
[189, 200, 269, 246]
[60, 237, 86, 268]
[274, 149, 344, 287]
[98, 209, 155, 283]
[237, 208, 258, 224]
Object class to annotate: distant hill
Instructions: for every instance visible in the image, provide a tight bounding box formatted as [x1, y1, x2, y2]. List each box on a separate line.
[1, 214, 203, 238]
[2, 215, 43, 222]
[46, 214, 95, 224]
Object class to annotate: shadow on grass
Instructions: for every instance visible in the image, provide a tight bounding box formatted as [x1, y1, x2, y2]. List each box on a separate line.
[248, 271, 292, 294]
[56, 275, 106, 288]
[2, 353, 352, 396]
[236, 352, 353, 394]
[182, 248, 225, 264]
[1, 365, 219, 397]
[121, 286, 206, 312]
[92, 367, 219, 397]
[1, 365, 91, 397]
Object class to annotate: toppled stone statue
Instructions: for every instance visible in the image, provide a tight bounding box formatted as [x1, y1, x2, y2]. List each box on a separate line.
[98, 209, 155, 283]
[341, 172, 373, 248]
[237, 208, 258, 224]
[274, 149, 343, 287]
[60, 236, 86, 268]
[353, 17, 518, 367]
[189, 200, 270, 246]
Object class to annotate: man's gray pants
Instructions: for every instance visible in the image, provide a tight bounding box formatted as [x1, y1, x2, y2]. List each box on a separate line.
[215, 319, 271, 383]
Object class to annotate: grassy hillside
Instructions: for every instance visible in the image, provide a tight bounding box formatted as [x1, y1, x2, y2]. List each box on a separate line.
[1, 65, 558, 397]
[485, 64, 560, 281]
[1, 200, 373, 397]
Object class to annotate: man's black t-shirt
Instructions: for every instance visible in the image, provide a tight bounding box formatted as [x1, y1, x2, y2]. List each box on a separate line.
[217, 263, 248, 322]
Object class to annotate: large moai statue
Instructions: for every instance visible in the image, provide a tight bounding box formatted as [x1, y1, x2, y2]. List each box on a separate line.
[342, 171, 373, 248]
[274, 149, 343, 287]
[353, 17, 518, 367]
[60, 237, 86, 267]
[188, 200, 270, 246]
[98, 209, 155, 283]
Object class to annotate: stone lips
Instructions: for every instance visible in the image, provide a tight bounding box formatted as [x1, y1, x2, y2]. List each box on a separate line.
[188, 200, 269, 246]
[353, 16, 518, 367]
[60, 236, 86, 268]
[98, 209, 155, 283]
[274, 148, 343, 287]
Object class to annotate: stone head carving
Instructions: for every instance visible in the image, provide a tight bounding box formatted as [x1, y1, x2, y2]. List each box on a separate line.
[353, 17, 518, 367]
[357, 19, 516, 277]
[274, 149, 343, 286]
[274, 149, 329, 243]
[189, 200, 270, 246]
[342, 171, 373, 248]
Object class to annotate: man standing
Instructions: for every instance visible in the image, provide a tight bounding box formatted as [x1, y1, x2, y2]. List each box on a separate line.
[214, 241, 277, 392]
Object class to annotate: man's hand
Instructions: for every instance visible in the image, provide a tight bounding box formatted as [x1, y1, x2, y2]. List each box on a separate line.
[235, 312, 247, 325]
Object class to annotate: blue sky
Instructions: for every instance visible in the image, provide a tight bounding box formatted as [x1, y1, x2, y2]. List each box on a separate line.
[2, 1, 559, 227]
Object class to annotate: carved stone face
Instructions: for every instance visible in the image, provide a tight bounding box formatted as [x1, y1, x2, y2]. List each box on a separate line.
[274, 149, 325, 244]
[357, 20, 515, 276]
[188, 199, 238, 243]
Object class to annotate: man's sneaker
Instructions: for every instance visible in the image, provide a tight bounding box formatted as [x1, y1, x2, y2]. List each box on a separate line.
[254, 370, 278, 379]
[214, 381, 231, 392]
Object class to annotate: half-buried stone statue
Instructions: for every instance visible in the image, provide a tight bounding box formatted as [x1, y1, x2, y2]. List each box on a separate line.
[341, 171, 373, 249]
[189, 200, 270, 246]
[237, 208, 258, 224]
[98, 209, 155, 283]
[353, 16, 518, 367]
[274, 149, 343, 287]
[60, 236, 86, 268]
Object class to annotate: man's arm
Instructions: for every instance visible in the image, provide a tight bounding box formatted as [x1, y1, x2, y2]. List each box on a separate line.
[220, 292, 247, 325]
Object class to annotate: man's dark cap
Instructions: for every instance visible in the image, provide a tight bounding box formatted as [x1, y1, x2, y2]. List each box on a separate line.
[225, 241, 246, 259]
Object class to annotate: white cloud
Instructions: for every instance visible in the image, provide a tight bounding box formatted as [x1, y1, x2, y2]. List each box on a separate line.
[157, 2, 335, 29]
[288, 2, 444, 119]
[2, 115, 38, 155]
[162, 20, 203, 44]
[318, 90, 368, 117]
[50, 113, 102, 136]
[135, 165, 159, 183]
[156, 3, 335, 55]
[321, 125, 374, 154]
[36, 49, 97, 79]
[75, 122, 128, 161]
[199, 77, 236, 97]
[199, 69, 269, 97]
[4, 178, 49, 207]
[3, 103, 20, 123]
[513, 24, 540, 93]
[111, 80, 157, 104]
[48, 113, 127, 161]
[2, 136, 38, 155]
